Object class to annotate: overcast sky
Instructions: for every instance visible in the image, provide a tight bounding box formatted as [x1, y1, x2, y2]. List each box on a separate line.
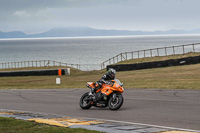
[0, 0, 200, 34]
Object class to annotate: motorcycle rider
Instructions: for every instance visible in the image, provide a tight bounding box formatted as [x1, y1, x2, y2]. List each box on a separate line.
[91, 68, 116, 95]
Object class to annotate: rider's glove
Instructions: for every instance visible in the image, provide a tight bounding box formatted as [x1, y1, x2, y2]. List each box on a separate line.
[105, 81, 109, 84]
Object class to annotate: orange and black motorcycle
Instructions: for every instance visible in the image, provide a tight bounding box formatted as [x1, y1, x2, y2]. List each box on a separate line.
[79, 79, 124, 110]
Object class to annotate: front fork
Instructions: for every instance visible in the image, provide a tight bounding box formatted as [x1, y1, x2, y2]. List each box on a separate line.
[86, 84, 94, 96]
[88, 89, 97, 102]
[112, 93, 117, 101]
[89, 89, 93, 96]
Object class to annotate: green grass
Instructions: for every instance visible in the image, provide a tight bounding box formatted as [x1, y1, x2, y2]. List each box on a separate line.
[117, 63, 200, 89]
[0, 67, 106, 89]
[0, 63, 200, 89]
[0, 117, 102, 133]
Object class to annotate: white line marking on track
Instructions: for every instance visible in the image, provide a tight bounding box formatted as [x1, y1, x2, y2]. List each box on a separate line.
[1, 109, 200, 133]
[75, 117, 200, 133]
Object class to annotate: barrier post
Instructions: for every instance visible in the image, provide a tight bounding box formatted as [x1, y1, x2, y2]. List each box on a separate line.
[58, 69, 62, 76]
[165, 47, 167, 56]
[193, 44, 195, 52]
[150, 49, 152, 57]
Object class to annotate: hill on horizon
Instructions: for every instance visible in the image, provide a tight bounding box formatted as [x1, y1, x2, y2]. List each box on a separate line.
[1, 27, 200, 38]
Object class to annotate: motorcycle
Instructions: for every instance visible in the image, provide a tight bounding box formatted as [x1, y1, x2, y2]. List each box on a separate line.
[79, 79, 124, 110]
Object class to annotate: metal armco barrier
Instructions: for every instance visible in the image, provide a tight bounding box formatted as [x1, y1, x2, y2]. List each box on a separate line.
[0, 69, 70, 77]
[107, 56, 200, 71]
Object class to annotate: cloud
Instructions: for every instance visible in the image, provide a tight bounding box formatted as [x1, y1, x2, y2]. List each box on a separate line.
[0, 0, 140, 22]
[0, 0, 200, 34]
[0, 0, 139, 12]
[14, 11, 30, 17]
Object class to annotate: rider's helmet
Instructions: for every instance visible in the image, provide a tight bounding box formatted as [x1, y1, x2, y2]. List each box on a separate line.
[107, 68, 116, 79]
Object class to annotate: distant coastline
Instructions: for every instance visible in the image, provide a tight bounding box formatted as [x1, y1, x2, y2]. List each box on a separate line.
[1, 34, 200, 41]
[1, 26, 200, 39]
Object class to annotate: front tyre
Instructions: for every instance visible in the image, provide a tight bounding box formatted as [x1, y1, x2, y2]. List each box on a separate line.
[79, 92, 92, 109]
[108, 94, 123, 110]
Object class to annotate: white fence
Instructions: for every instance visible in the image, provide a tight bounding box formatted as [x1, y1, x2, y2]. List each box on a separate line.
[0, 60, 80, 70]
[101, 43, 200, 69]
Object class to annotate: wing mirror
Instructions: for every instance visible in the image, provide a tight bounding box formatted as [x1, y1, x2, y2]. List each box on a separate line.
[120, 83, 124, 87]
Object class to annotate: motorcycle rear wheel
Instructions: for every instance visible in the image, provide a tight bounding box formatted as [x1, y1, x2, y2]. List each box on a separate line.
[79, 92, 92, 109]
[108, 94, 123, 110]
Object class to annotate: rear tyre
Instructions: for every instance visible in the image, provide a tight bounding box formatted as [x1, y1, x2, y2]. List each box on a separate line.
[79, 92, 92, 109]
[108, 94, 123, 110]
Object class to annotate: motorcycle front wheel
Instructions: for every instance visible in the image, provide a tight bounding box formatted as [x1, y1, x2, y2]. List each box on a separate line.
[108, 94, 123, 110]
[79, 92, 92, 109]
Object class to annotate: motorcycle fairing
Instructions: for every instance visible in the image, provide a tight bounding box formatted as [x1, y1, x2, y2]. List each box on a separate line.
[86, 79, 124, 96]
[101, 80, 124, 96]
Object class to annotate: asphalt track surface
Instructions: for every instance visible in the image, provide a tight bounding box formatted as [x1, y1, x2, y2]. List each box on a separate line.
[0, 89, 200, 131]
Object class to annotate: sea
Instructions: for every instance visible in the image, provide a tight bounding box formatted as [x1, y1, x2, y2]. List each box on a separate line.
[1, 34, 200, 70]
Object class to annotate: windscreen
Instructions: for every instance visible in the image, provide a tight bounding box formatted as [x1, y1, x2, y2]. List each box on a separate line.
[114, 79, 123, 86]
